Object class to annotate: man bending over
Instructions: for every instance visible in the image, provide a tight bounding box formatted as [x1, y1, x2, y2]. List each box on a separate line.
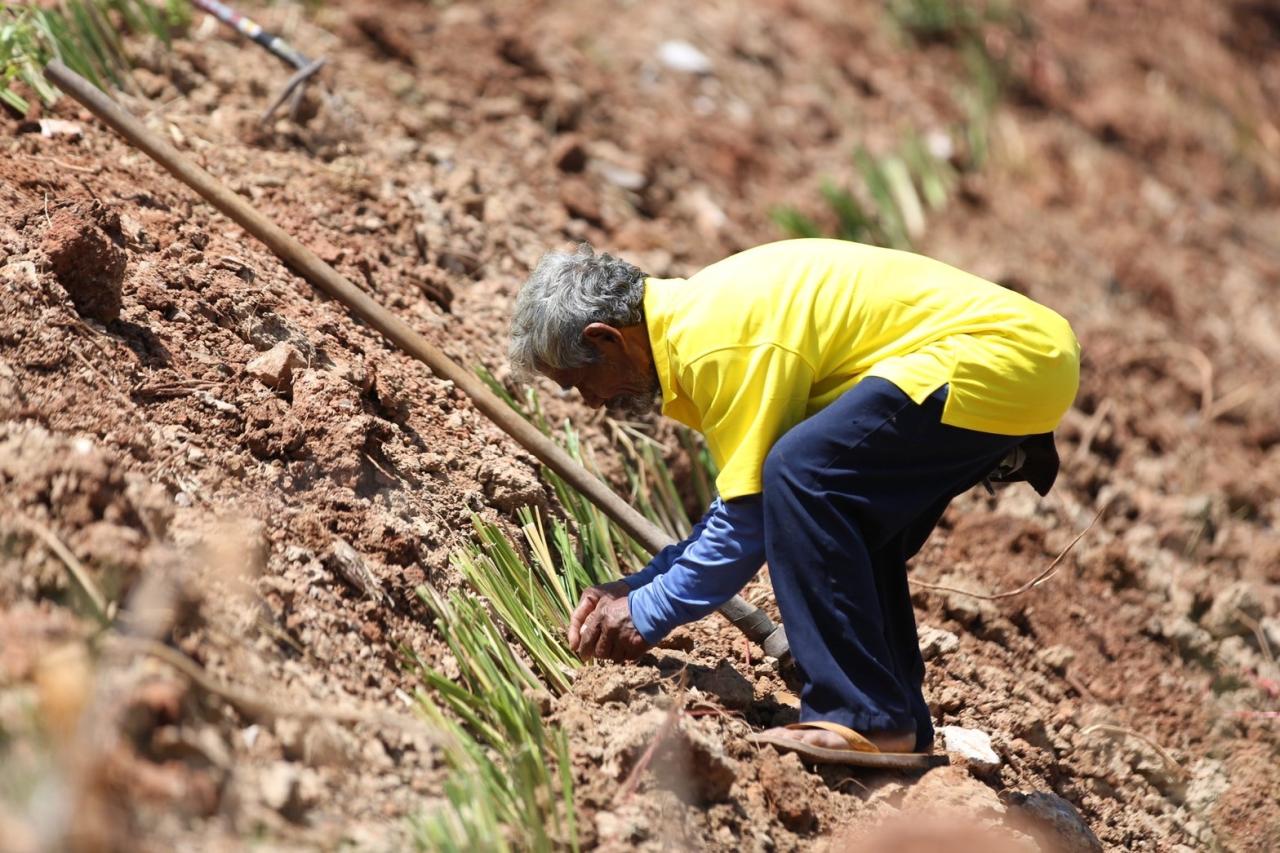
[507, 239, 1079, 765]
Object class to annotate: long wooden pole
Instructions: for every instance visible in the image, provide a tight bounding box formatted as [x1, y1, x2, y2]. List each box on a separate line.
[45, 61, 790, 659]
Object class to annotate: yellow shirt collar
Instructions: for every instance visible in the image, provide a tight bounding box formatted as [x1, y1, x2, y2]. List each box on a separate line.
[643, 276, 681, 411]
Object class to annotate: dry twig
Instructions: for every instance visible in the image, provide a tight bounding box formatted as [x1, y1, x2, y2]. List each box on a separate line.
[1072, 398, 1114, 464]
[31, 154, 102, 174]
[106, 636, 434, 735]
[131, 378, 222, 399]
[1207, 382, 1262, 421]
[1064, 672, 1100, 704]
[1079, 723, 1187, 779]
[913, 503, 1107, 601]
[614, 670, 689, 805]
[1235, 710, 1280, 720]
[16, 513, 109, 621]
[1236, 610, 1275, 666]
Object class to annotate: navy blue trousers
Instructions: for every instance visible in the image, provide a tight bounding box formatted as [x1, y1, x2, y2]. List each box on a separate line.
[762, 378, 1022, 750]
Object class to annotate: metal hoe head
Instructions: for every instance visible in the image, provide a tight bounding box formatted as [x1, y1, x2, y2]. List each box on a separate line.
[188, 0, 329, 123]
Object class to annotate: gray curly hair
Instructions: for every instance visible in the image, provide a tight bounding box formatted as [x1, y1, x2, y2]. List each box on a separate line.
[508, 244, 648, 377]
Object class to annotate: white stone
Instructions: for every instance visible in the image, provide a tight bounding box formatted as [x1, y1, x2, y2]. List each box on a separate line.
[1184, 759, 1228, 817]
[39, 118, 83, 139]
[259, 762, 298, 811]
[658, 40, 713, 75]
[941, 725, 1001, 765]
[1037, 644, 1077, 671]
[597, 162, 647, 191]
[925, 129, 955, 161]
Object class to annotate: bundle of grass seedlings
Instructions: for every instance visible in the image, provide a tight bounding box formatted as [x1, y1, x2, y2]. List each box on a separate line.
[411, 586, 578, 852]
[410, 371, 717, 850]
[1, 0, 185, 113]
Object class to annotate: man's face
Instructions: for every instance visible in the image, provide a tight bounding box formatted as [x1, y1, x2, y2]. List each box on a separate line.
[546, 359, 660, 417]
[543, 321, 661, 416]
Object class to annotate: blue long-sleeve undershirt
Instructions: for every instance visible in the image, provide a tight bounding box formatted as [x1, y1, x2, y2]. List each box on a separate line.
[624, 495, 766, 644]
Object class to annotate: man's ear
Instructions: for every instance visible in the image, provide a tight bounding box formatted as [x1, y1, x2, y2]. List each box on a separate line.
[582, 323, 623, 349]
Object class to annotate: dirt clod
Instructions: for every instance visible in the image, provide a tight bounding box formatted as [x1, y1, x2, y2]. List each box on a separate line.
[901, 766, 1006, 820]
[602, 708, 738, 804]
[552, 135, 589, 173]
[559, 177, 604, 225]
[477, 457, 546, 514]
[757, 750, 818, 832]
[41, 201, 127, 323]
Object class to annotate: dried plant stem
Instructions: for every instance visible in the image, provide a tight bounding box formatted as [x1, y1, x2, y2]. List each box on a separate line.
[1236, 610, 1275, 666]
[1079, 723, 1186, 779]
[913, 503, 1106, 601]
[1169, 342, 1216, 422]
[1235, 710, 1280, 720]
[1207, 381, 1261, 421]
[17, 513, 109, 621]
[31, 154, 102, 174]
[1072, 398, 1114, 464]
[107, 636, 434, 734]
[615, 671, 689, 805]
[1064, 672, 1100, 704]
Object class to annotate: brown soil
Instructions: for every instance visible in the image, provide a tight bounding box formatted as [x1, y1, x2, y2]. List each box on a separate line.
[2, 0, 1279, 849]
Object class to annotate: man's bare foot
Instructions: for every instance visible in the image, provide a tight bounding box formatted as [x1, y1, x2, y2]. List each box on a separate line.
[758, 725, 917, 753]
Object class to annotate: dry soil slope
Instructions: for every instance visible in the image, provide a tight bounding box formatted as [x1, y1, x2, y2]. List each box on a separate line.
[1, 0, 1278, 850]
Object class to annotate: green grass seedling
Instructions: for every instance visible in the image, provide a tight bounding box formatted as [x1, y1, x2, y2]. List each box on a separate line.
[1, 1, 185, 113]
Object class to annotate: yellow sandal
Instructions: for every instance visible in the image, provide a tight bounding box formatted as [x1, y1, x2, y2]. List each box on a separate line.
[748, 721, 947, 769]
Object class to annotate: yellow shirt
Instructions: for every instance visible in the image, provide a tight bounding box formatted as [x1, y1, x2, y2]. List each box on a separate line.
[644, 239, 1080, 500]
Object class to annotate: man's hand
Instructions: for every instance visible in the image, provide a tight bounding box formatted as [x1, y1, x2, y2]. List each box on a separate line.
[568, 580, 650, 662]
[568, 580, 628, 649]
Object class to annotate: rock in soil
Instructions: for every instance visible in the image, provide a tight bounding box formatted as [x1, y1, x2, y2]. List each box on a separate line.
[324, 537, 387, 602]
[245, 343, 306, 394]
[692, 659, 755, 710]
[941, 726, 1002, 766]
[1008, 791, 1104, 853]
[918, 624, 960, 660]
[259, 762, 300, 814]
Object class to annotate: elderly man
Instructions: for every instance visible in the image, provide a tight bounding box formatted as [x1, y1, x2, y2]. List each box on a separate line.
[508, 238, 1079, 766]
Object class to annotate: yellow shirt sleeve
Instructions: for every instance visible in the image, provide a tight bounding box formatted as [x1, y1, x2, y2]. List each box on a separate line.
[681, 344, 815, 500]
